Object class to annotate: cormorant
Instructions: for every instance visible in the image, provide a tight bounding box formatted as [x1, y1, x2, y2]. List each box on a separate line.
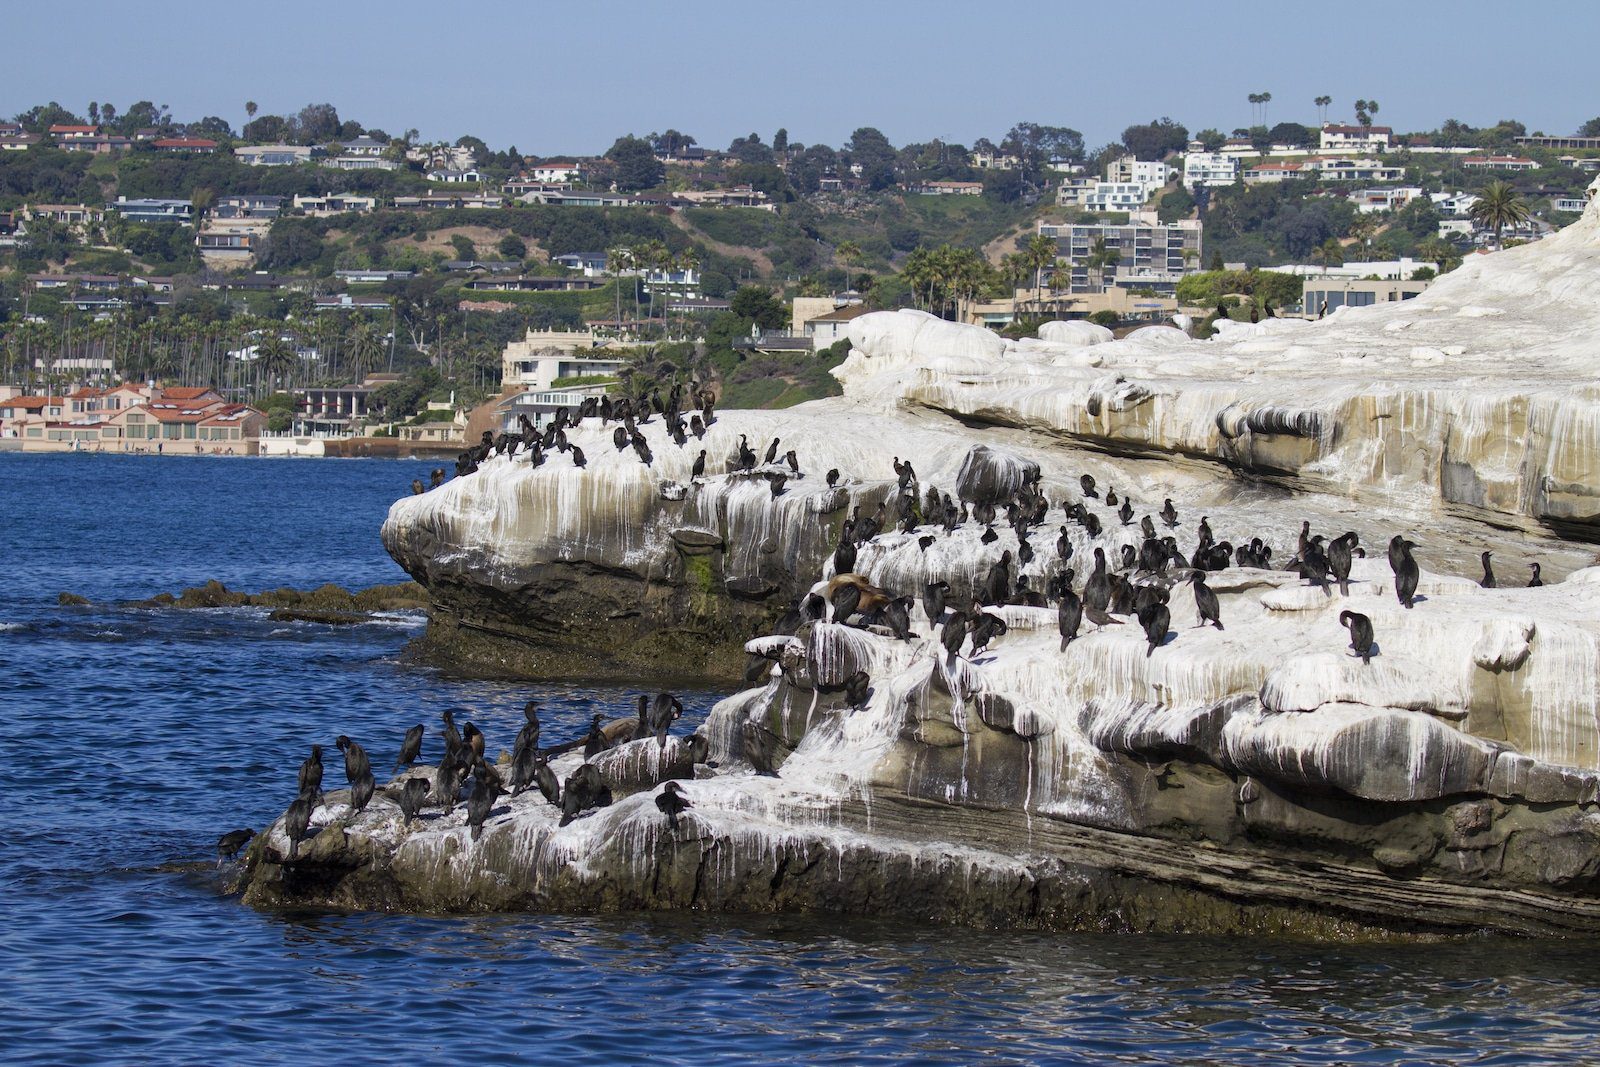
[394, 724, 424, 772]
[1480, 551, 1497, 589]
[1058, 582, 1083, 650]
[559, 764, 612, 826]
[1529, 562, 1544, 587]
[763, 437, 780, 465]
[1160, 499, 1178, 528]
[1394, 539, 1420, 609]
[691, 449, 706, 479]
[1192, 572, 1223, 629]
[284, 794, 315, 860]
[1340, 610, 1374, 665]
[1081, 474, 1098, 498]
[656, 781, 691, 831]
[298, 745, 324, 802]
[216, 828, 254, 865]
[649, 692, 684, 750]
[1137, 600, 1171, 656]
[467, 774, 501, 841]
[398, 778, 429, 827]
[582, 713, 611, 760]
[923, 580, 950, 626]
[826, 468, 840, 488]
[741, 720, 780, 777]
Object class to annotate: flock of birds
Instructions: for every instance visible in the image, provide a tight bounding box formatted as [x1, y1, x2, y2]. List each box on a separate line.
[282, 407, 1555, 871]
[220, 693, 717, 865]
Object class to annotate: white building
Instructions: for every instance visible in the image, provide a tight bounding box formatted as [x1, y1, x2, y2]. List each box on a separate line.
[1106, 156, 1174, 188]
[1319, 124, 1394, 152]
[1430, 191, 1480, 217]
[1181, 152, 1239, 189]
[1082, 182, 1160, 212]
[1354, 186, 1424, 214]
[1311, 157, 1406, 183]
[526, 161, 587, 183]
[1461, 156, 1538, 172]
[499, 329, 625, 391]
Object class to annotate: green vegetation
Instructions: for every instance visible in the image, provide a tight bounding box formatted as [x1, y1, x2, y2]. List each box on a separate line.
[1175, 269, 1304, 310]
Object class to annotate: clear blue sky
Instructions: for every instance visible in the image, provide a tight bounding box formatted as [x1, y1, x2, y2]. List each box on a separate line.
[3, 0, 1595, 154]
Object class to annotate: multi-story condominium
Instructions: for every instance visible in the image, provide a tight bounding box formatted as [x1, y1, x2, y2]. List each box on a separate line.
[1039, 212, 1202, 293]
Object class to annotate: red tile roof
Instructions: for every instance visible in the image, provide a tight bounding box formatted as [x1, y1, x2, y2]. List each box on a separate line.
[153, 137, 218, 149]
[160, 386, 219, 401]
[49, 124, 98, 134]
[1, 395, 63, 411]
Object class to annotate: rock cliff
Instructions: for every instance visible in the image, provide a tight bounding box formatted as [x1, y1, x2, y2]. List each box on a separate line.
[246, 183, 1600, 935]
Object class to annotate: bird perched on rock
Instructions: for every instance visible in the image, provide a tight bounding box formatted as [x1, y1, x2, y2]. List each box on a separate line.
[582, 713, 611, 760]
[298, 745, 324, 803]
[1080, 474, 1098, 499]
[467, 775, 502, 842]
[764, 437, 781, 465]
[398, 777, 429, 827]
[940, 611, 968, 666]
[1340, 610, 1375, 665]
[570, 444, 587, 469]
[831, 582, 862, 625]
[1058, 582, 1083, 651]
[1480, 551, 1497, 589]
[968, 612, 1008, 656]
[1137, 600, 1171, 656]
[880, 596, 913, 641]
[1393, 539, 1420, 609]
[1192, 572, 1223, 630]
[691, 450, 706, 479]
[394, 724, 424, 772]
[559, 764, 612, 826]
[769, 472, 788, 498]
[1529, 562, 1544, 587]
[826, 468, 840, 488]
[650, 692, 684, 750]
[1161, 499, 1178, 528]
[334, 736, 369, 786]
[923, 581, 950, 627]
[514, 702, 541, 762]
[656, 781, 691, 831]
[284, 794, 315, 860]
[533, 751, 561, 807]
[1327, 532, 1357, 597]
[216, 828, 254, 866]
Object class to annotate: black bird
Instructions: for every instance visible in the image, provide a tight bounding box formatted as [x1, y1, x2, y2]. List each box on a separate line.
[467, 775, 501, 842]
[441, 709, 462, 752]
[741, 720, 780, 777]
[1084, 513, 1102, 538]
[880, 596, 913, 641]
[398, 778, 429, 827]
[1529, 562, 1544, 587]
[968, 612, 1008, 656]
[298, 745, 324, 802]
[559, 764, 613, 826]
[980, 551, 1013, 606]
[513, 701, 541, 763]
[785, 450, 800, 474]
[843, 670, 871, 710]
[1192, 572, 1223, 630]
[635, 693, 650, 739]
[918, 535, 936, 552]
[533, 752, 561, 807]
[691, 449, 706, 479]
[1017, 538, 1035, 566]
[656, 781, 691, 831]
[940, 612, 968, 665]
[1327, 532, 1357, 597]
[1137, 601, 1171, 656]
[411, 478, 425, 496]
[1387, 534, 1410, 574]
[461, 722, 485, 763]
[980, 527, 999, 545]
[349, 767, 375, 816]
[394, 724, 424, 772]
[510, 742, 540, 797]
[571, 444, 587, 468]
[831, 582, 862, 624]
[434, 750, 464, 815]
[826, 468, 840, 488]
[1080, 474, 1098, 499]
[650, 692, 684, 750]
[1105, 486, 1118, 507]
[1480, 551, 1497, 589]
[923, 580, 950, 626]
[764, 437, 780, 465]
[1058, 584, 1083, 650]
[613, 425, 629, 452]
[582, 713, 611, 760]
[216, 828, 254, 865]
[1394, 539, 1420, 609]
[1056, 526, 1072, 562]
[690, 414, 706, 439]
[1340, 610, 1375, 665]
[735, 435, 757, 471]
[284, 794, 315, 860]
[1160, 498, 1178, 528]
[632, 436, 654, 466]
[1083, 548, 1111, 613]
[769, 473, 788, 498]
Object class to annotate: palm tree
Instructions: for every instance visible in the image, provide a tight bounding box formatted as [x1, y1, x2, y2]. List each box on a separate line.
[1260, 91, 1272, 126]
[835, 239, 862, 288]
[1025, 233, 1056, 291]
[1470, 180, 1529, 247]
[1418, 236, 1458, 274]
[1311, 237, 1345, 267]
[1315, 96, 1332, 126]
[1354, 99, 1380, 128]
[245, 100, 257, 131]
[255, 333, 297, 395]
[347, 320, 383, 383]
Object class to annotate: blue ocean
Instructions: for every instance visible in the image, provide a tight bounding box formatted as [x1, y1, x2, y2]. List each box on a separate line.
[3, 451, 1597, 1065]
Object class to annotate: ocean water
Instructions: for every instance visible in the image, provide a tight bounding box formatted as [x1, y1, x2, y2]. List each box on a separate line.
[3, 451, 1599, 1066]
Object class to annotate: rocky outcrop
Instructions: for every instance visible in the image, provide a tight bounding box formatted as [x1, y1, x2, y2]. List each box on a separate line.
[301, 188, 1600, 935]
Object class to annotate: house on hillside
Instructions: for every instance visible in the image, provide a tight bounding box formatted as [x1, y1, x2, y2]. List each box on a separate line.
[1319, 124, 1394, 152]
[426, 168, 483, 183]
[213, 194, 284, 219]
[235, 144, 320, 166]
[526, 161, 587, 183]
[1461, 155, 1538, 171]
[112, 197, 195, 225]
[292, 193, 376, 216]
[907, 180, 982, 196]
[552, 251, 609, 276]
[153, 137, 218, 154]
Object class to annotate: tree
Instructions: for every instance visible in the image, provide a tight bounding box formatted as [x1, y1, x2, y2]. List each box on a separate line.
[1469, 180, 1529, 246]
[1311, 237, 1344, 267]
[1267, 122, 1313, 148]
[1121, 118, 1188, 161]
[1354, 99, 1380, 127]
[605, 135, 664, 191]
[650, 129, 696, 156]
[1001, 122, 1085, 177]
[1315, 95, 1332, 125]
[245, 100, 258, 126]
[1024, 233, 1056, 290]
[981, 168, 1023, 202]
[730, 286, 786, 331]
[772, 127, 788, 154]
[1580, 117, 1600, 139]
[497, 234, 527, 260]
[296, 103, 341, 143]
[1194, 128, 1226, 152]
